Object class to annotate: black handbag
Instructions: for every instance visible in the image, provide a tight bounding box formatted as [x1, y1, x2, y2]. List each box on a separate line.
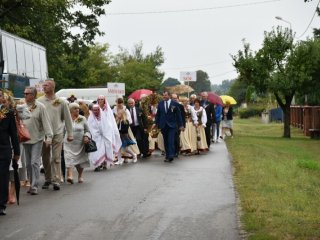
[85, 138, 97, 153]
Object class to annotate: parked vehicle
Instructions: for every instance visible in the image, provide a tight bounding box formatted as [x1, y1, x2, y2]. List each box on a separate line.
[0, 29, 48, 98]
[55, 88, 118, 105]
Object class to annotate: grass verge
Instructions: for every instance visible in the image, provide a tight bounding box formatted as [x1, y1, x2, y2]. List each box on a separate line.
[226, 117, 320, 240]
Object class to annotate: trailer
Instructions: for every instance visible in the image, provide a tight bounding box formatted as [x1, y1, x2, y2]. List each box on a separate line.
[0, 29, 48, 98]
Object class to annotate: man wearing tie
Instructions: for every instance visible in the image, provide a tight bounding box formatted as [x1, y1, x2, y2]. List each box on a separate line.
[154, 91, 184, 162]
[127, 98, 150, 158]
[200, 91, 216, 148]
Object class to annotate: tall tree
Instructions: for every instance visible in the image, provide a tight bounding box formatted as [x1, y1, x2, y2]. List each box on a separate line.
[188, 70, 211, 94]
[232, 27, 320, 138]
[0, 0, 110, 88]
[112, 42, 165, 95]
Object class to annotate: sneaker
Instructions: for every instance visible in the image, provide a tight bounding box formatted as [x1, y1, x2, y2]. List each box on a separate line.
[30, 188, 38, 195]
[133, 154, 138, 163]
[42, 182, 51, 189]
[53, 183, 60, 191]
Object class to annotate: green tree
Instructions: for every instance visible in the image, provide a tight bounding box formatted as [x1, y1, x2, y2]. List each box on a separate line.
[232, 27, 320, 138]
[188, 70, 211, 94]
[112, 42, 165, 95]
[228, 79, 248, 104]
[0, 0, 110, 88]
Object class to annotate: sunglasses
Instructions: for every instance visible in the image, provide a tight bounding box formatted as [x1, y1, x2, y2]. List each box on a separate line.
[24, 93, 33, 95]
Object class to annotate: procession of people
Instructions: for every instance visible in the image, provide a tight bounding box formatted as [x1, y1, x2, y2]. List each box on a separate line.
[0, 81, 234, 216]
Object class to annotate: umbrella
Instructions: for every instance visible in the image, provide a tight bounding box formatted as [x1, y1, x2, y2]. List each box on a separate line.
[128, 89, 153, 100]
[208, 92, 224, 106]
[11, 159, 20, 205]
[220, 95, 237, 105]
[166, 85, 194, 94]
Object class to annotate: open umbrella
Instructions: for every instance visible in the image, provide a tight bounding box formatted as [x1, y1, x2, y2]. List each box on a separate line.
[11, 159, 20, 205]
[166, 84, 194, 94]
[128, 89, 153, 100]
[208, 92, 224, 105]
[220, 95, 237, 105]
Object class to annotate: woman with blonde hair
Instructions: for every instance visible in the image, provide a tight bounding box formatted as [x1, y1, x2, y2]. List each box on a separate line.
[116, 109, 137, 164]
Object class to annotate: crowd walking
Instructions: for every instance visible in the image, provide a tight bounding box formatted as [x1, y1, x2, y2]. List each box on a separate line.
[0, 83, 234, 216]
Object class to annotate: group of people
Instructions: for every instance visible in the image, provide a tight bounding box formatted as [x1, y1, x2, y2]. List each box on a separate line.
[0, 80, 234, 216]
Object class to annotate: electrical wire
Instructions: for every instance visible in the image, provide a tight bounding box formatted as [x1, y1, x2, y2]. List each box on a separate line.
[296, 0, 320, 39]
[106, 0, 281, 16]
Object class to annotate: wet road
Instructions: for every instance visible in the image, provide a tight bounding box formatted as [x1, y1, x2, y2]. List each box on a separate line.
[0, 142, 240, 240]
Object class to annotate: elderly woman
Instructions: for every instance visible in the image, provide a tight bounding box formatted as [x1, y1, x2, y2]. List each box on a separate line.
[88, 104, 121, 171]
[64, 103, 90, 183]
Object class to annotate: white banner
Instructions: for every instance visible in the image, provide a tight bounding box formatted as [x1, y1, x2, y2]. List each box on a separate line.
[180, 71, 196, 82]
[107, 82, 125, 96]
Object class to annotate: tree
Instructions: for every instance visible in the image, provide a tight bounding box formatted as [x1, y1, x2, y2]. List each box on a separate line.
[112, 42, 165, 95]
[228, 79, 248, 104]
[160, 77, 180, 91]
[232, 27, 320, 138]
[0, 0, 111, 88]
[188, 70, 211, 94]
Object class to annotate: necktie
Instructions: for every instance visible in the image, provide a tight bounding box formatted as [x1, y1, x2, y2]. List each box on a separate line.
[165, 101, 168, 113]
[131, 108, 135, 125]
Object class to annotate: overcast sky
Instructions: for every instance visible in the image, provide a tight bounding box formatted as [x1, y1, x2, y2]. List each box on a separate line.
[96, 0, 320, 85]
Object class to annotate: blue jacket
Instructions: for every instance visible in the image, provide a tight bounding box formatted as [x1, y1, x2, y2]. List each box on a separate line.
[155, 100, 183, 129]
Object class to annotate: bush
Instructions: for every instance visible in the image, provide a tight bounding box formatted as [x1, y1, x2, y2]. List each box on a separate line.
[239, 106, 265, 119]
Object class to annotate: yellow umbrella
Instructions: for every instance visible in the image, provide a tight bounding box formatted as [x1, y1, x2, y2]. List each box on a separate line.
[220, 95, 237, 105]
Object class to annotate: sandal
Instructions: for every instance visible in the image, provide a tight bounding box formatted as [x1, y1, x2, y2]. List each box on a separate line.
[67, 178, 74, 184]
[78, 178, 84, 183]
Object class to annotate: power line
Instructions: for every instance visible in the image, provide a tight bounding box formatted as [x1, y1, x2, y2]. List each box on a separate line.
[106, 0, 281, 16]
[296, 0, 320, 39]
[162, 60, 231, 70]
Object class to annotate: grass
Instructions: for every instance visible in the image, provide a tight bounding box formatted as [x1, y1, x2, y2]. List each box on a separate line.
[225, 118, 320, 240]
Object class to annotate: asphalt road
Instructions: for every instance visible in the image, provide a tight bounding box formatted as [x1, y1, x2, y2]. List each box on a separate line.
[0, 142, 240, 240]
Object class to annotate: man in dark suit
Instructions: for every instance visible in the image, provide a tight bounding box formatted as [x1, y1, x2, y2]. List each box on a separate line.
[171, 94, 186, 157]
[200, 91, 216, 148]
[154, 91, 184, 162]
[127, 98, 150, 158]
[0, 89, 20, 216]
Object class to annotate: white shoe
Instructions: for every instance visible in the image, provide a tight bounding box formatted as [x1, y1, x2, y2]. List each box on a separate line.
[118, 158, 124, 165]
[133, 154, 138, 163]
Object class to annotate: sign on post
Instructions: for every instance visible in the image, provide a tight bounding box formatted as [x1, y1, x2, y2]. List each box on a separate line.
[107, 82, 125, 96]
[180, 71, 196, 82]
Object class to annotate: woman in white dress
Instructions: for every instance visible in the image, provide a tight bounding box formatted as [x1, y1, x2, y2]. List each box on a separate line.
[192, 99, 208, 153]
[64, 103, 90, 183]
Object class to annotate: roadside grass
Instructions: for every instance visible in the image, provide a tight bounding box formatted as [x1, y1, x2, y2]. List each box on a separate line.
[226, 118, 320, 240]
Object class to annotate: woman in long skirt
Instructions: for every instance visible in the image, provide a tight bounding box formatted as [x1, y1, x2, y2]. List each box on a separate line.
[192, 99, 208, 153]
[180, 97, 197, 155]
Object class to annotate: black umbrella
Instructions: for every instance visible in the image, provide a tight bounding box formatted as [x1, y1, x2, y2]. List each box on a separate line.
[11, 159, 20, 205]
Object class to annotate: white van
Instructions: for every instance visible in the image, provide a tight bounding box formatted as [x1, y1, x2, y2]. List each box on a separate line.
[55, 88, 120, 105]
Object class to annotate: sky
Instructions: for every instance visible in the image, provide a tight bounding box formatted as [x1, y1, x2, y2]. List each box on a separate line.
[95, 0, 320, 85]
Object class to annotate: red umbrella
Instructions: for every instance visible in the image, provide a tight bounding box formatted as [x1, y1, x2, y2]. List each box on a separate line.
[208, 92, 224, 105]
[128, 89, 153, 100]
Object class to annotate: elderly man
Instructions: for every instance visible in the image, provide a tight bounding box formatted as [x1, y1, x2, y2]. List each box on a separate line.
[200, 91, 216, 148]
[38, 80, 73, 191]
[0, 89, 20, 215]
[127, 98, 150, 158]
[22, 87, 53, 195]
